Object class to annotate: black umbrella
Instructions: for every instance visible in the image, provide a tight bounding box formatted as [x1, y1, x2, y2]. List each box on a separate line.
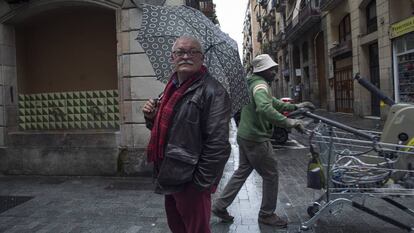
[136, 4, 249, 115]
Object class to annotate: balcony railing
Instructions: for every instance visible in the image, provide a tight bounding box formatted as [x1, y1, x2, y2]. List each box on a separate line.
[273, 31, 286, 48]
[329, 40, 352, 58]
[320, 0, 342, 11]
[285, 3, 321, 41]
[199, 1, 214, 14]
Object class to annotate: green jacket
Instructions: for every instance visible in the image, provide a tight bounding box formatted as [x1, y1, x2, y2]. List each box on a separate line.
[237, 74, 296, 142]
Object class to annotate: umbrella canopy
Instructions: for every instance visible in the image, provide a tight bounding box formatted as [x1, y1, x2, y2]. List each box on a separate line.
[136, 4, 250, 115]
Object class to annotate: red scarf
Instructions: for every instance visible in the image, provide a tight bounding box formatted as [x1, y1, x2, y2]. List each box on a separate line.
[146, 66, 207, 163]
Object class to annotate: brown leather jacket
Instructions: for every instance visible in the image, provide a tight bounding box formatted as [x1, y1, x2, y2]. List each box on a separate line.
[146, 73, 231, 194]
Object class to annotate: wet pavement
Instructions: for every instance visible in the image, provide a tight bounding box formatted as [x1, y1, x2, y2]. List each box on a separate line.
[0, 111, 413, 233]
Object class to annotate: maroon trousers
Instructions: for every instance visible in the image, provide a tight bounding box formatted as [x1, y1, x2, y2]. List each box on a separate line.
[165, 184, 212, 233]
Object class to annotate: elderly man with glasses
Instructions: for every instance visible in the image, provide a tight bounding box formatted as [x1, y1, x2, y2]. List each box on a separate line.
[142, 35, 232, 233]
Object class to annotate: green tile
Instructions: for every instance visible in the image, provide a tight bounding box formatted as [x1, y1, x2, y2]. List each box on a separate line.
[67, 92, 73, 99]
[18, 94, 25, 101]
[80, 107, 87, 114]
[90, 99, 97, 106]
[86, 91, 93, 99]
[73, 92, 79, 99]
[80, 99, 87, 106]
[72, 114, 79, 121]
[107, 106, 114, 113]
[79, 91, 87, 99]
[97, 98, 105, 106]
[99, 91, 106, 98]
[19, 116, 25, 123]
[81, 114, 88, 121]
[67, 100, 73, 107]
[19, 108, 25, 116]
[42, 100, 48, 107]
[94, 122, 102, 128]
[107, 91, 113, 97]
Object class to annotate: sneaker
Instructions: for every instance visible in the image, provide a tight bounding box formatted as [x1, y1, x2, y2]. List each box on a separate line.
[212, 207, 234, 222]
[258, 214, 287, 227]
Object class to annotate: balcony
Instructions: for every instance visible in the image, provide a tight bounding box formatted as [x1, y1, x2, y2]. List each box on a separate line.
[329, 40, 352, 58]
[270, 31, 286, 50]
[285, 4, 321, 41]
[199, 1, 214, 13]
[320, 0, 343, 11]
[274, 0, 286, 12]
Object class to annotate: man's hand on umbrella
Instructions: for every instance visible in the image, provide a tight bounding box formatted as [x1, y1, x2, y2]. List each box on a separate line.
[143, 99, 158, 120]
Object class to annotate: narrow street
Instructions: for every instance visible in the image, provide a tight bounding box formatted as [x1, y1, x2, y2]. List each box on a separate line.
[1, 113, 413, 233]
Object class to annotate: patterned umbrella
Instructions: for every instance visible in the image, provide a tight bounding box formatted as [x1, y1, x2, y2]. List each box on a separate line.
[136, 4, 250, 115]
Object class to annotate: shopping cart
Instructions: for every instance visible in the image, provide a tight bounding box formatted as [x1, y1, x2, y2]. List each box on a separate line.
[295, 108, 414, 232]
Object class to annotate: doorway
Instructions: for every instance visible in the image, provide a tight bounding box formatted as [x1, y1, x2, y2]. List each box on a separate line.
[334, 57, 353, 113]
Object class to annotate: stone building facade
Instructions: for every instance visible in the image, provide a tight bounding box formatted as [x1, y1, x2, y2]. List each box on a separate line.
[243, 0, 413, 119]
[0, 0, 216, 175]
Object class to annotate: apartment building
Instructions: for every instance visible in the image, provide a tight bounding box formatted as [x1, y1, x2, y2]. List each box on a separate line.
[243, 0, 413, 119]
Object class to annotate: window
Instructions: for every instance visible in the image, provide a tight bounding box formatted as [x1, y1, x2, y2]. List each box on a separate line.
[366, 0, 377, 33]
[338, 14, 351, 43]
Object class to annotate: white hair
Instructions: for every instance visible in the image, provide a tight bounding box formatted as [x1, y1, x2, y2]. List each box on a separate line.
[172, 35, 204, 54]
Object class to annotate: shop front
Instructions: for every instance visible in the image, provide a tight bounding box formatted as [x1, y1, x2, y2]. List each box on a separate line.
[391, 16, 414, 104]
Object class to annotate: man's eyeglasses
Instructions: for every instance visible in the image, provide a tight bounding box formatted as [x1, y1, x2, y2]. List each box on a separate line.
[172, 50, 202, 57]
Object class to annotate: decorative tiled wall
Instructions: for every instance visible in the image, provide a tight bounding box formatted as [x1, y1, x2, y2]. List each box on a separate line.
[18, 90, 119, 130]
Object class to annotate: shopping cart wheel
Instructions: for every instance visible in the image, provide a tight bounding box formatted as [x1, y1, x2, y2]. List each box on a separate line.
[307, 203, 320, 217]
